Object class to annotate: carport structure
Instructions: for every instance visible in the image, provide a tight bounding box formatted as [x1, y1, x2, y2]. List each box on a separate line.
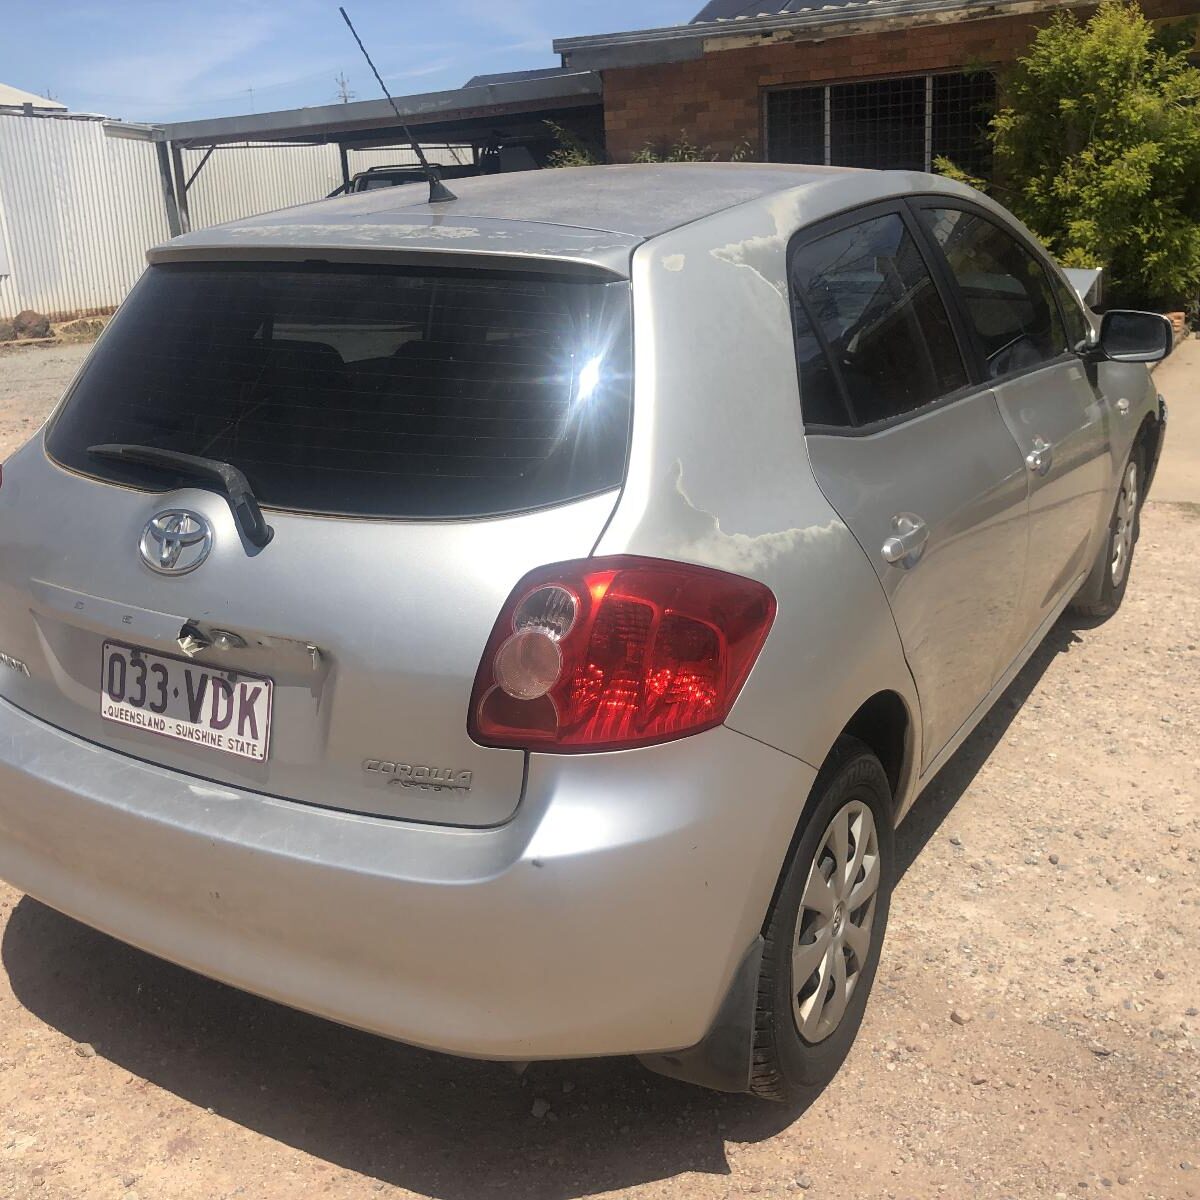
[155, 68, 603, 235]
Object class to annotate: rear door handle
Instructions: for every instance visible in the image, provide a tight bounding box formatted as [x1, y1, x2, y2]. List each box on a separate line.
[1026, 437, 1053, 476]
[881, 513, 930, 568]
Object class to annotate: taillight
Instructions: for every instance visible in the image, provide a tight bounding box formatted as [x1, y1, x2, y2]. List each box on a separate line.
[469, 556, 777, 752]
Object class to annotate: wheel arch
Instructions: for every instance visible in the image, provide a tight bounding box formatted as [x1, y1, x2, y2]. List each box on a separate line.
[840, 689, 917, 819]
[645, 689, 917, 1096]
[760, 686, 917, 929]
[1135, 407, 1163, 496]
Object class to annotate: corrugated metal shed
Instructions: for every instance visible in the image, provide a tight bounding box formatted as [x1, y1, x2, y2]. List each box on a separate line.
[0, 67, 602, 321]
[160, 72, 602, 148]
[0, 114, 468, 320]
[178, 142, 466, 230]
[0, 115, 169, 320]
[0, 83, 67, 110]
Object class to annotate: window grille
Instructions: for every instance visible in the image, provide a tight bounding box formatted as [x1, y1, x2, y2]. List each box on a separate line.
[766, 70, 996, 177]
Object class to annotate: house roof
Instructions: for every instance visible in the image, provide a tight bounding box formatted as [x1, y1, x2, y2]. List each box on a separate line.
[462, 66, 574, 88]
[555, 0, 1088, 70]
[0, 82, 67, 111]
[691, 0, 856, 19]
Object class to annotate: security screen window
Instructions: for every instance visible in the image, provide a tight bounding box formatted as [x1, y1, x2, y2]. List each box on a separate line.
[767, 71, 997, 176]
[829, 77, 925, 170]
[46, 263, 633, 519]
[765, 86, 825, 165]
[790, 212, 968, 426]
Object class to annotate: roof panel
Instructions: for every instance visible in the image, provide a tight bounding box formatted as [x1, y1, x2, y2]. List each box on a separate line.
[152, 162, 864, 272]
[370, 162, 847, 235]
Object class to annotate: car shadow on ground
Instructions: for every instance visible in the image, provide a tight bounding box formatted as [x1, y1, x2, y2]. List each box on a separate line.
[892, 618, 1085, 878]
[1, 619, 1088, 1200]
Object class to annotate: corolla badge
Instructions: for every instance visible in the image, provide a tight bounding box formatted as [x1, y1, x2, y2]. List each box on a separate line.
[363, 760, 474, 794]
[0, 649, 29, 677]
[140, 510, 213, 575]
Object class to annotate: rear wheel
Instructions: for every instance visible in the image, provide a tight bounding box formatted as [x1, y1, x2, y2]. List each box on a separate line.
[1071, 448, 1143, 620]
[750, 737, 894, 1101]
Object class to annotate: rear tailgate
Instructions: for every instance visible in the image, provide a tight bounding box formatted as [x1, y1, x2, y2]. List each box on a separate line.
[0, 257, 632, 826]
[0, 450, 618, 825]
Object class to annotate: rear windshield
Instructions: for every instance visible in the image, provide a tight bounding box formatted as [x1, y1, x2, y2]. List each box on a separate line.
[46, 262, 633, 519]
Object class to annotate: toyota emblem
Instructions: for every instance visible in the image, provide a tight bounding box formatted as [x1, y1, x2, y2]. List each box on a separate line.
[139, 510, 213, 575]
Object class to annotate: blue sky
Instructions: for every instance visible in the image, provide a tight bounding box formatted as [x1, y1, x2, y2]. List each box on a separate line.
[1, 1, 697, 122]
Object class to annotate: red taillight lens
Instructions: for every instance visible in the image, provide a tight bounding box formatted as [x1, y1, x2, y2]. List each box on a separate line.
[469, 556, 777, 752]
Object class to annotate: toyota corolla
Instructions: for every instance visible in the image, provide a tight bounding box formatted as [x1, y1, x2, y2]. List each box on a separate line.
[0, 164, 1168, 1099]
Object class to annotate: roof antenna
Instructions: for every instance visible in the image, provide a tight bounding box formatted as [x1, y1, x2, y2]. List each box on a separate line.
[338, 6, 456, 203]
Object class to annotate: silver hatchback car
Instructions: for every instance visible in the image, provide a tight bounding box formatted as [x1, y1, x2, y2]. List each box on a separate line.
[0, 164, 1169, 1100]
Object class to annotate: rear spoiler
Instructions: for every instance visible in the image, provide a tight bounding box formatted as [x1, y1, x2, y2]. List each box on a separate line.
[1063, 267, 1103, 310]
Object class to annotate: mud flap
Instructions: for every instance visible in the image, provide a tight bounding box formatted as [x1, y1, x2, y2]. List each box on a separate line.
[639, 936, 764, 1093]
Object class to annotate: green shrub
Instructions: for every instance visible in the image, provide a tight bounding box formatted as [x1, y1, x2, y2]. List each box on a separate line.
[632, 133, 753, 163]
[543, 121, 602, 168]
[545, 123, 755, 170]
[943, 0, 1200, 308]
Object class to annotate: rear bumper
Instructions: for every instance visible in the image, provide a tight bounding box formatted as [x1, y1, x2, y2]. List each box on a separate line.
[0, 698, 812, 1060]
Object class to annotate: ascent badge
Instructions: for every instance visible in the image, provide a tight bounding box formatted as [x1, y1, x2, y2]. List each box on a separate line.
[362, 760, 473, 794]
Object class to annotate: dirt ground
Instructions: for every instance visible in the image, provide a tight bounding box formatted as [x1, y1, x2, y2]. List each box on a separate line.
[0, 342, 90, 460]
[0, 341, 1197, 1200]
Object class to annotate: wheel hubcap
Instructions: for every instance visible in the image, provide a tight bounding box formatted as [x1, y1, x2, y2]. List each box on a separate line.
[792, 799, 881, 1045]
[1111, 460, 1138, 587]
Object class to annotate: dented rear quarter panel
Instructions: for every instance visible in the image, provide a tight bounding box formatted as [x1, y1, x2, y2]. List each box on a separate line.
[596, 175, 931, 819]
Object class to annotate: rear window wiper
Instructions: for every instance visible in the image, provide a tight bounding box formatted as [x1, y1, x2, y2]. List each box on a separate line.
[86, 444, 274, 549]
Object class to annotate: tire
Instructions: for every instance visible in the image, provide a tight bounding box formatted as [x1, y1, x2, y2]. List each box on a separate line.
[750, 736, 894, 1102]
[1070, 445, 1144, 620]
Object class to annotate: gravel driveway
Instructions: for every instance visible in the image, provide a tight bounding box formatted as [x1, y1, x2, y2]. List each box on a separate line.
[0, 341, 1197, 1200]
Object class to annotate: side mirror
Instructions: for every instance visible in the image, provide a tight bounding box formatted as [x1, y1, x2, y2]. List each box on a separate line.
[1098, 310, 1174, 363]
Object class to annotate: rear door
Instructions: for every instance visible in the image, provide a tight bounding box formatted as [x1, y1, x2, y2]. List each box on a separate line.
[0, 257, 633, 826]
[914, 203, 1111, 640]
[791, 203, 1030, 769]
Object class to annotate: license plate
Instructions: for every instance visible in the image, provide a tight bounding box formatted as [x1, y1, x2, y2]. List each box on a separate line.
[100, 642, 273, 762]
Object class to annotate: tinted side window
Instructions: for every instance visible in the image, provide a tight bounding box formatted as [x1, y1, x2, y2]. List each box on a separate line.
[791, 213, 968, 426]
[1048, 269, 1092, 349]
[791, 305, 849, 426]
[922, 208, 1068, 379]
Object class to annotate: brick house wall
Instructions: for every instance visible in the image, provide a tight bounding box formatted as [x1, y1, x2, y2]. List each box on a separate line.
[601, 0, 1200, 161]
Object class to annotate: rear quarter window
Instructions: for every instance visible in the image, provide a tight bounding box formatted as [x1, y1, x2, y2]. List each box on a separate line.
[46, 262, 633, 519]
